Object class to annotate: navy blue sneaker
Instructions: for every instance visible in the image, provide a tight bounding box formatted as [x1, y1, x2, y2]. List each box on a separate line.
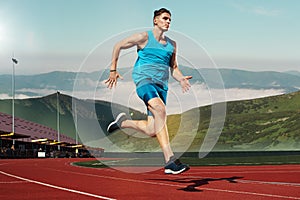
[107, 113, 127, 133]
[164, 156, 190, 175]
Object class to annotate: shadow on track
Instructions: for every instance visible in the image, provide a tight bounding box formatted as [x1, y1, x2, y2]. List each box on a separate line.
[148, 176, 244, 192]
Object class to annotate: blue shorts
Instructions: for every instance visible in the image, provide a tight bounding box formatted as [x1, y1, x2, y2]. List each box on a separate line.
[136, 82, 168, 116]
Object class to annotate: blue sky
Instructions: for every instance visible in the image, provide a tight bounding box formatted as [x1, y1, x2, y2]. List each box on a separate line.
[0, 0, 299, 74]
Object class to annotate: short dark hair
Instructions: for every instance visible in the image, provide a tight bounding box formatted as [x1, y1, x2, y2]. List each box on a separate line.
[153, 8, 171, 21]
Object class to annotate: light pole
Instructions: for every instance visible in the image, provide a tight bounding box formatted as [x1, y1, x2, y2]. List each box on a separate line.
[11, 56, 18, 145]
[74, 100, 78, 145]
[57, 91, 60, 150]
[74, 100, 79, 157]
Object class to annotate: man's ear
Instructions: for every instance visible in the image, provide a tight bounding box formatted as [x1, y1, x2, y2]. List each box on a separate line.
[153, 17, 157, 25]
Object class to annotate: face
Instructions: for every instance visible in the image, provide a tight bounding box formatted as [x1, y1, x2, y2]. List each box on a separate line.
[154, 13, 171, 31]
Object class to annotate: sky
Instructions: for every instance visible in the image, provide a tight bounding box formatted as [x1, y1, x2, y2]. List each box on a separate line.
[0, 0, 299, 75]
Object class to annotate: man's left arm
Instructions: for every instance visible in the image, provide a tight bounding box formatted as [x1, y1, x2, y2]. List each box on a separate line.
[170, 41, 192, 93]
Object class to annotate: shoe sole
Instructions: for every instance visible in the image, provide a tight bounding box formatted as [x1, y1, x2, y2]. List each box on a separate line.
[164, 166, 189, 175]
[107, 113, 126, 132]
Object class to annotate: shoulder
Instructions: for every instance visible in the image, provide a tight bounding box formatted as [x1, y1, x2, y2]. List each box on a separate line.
[166, 36, 176, 47]
[132, 31, 148, 43]
[132, 31, 148, 48]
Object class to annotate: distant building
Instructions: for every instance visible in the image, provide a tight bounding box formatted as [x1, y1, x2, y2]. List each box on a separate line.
[0, 112, 76, 144]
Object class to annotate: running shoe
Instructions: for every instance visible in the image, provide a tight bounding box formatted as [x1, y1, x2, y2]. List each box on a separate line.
[164, 156, 190, 175]
[107, 113, 127, 133]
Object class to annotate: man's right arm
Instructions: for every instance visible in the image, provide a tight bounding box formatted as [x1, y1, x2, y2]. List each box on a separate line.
[106, 32, 147, 89]
[110, 32, 147, 71]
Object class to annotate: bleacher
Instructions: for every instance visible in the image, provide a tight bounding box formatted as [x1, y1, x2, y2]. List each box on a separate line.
[0, 112, 75, 143]
[0, 112, 104, 158]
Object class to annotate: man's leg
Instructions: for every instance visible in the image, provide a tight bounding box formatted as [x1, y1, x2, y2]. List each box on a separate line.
[121, 97, 173, 162]
[148, 97, 174, 163]
[121, 116, 155, 137]
[156, 125, 174, 163]
[113, 97, 189, 174]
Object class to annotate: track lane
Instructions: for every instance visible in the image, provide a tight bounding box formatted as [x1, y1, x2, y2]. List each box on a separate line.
[0, 158, 299, 200]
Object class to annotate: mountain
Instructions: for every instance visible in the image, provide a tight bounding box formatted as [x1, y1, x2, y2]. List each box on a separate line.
[177, 68, 300, 92]
[1, 91, 299, 152]
[197, 90, 300, 151]
[1, 68, 300, 98]
[0, 93, 146, 143]
[105, 90, 300, 152]
[0, 71, 98, 95]
[284, 70, 300, 77]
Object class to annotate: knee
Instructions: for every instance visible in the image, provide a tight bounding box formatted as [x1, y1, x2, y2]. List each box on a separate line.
[146, 130, 156, 137]
[151, 104, 166, 118]
[144, 124, 156, 137]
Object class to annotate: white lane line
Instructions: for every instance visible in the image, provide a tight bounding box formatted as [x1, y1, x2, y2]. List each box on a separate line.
[50, 168, 300, 199]
[239, 179, 300, 187]
[202, 187, 300, 200]
[179, 175, 300, 187]
[0, 180, 27, 184]
[0, 171, 116, 200]
[187, 170, 300, 174]
[0, 163, 9, 166]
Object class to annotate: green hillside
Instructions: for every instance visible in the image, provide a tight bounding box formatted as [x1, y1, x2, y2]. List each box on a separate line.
[107, 91, 300, 152]
[180, 91, 300, 151]
[0, 93, 146, 142]
[0, 91, 299, 152]
[217, 91, 300, 151]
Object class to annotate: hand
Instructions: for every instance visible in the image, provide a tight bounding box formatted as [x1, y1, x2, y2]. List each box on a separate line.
[105, 71, 123, 89]
[180, 76, 192, 93]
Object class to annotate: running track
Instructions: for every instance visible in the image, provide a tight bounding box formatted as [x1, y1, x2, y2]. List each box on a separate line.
[0, 158, 299, 199]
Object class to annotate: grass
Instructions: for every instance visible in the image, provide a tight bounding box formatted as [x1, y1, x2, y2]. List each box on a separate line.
[181, 155, 300, 166]
[1, 91, 300, 152]
[73, 153, 300, 168]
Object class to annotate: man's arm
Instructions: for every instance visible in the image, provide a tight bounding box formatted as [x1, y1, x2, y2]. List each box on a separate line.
[110, 32, 147, 71]
[170, 41, 192, 92]
[106, 32, 147, 89]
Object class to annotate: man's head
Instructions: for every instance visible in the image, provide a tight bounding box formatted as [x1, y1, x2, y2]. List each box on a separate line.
[153, 8, 171, 31]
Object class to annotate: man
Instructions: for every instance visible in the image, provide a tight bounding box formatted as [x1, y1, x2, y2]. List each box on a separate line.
[105, 8, 192, 174]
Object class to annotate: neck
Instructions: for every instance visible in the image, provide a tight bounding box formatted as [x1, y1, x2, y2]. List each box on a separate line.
[152, 27, 166, 41]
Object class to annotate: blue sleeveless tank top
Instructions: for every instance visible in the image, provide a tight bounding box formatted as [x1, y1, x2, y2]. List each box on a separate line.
[132, 30, 174, 90]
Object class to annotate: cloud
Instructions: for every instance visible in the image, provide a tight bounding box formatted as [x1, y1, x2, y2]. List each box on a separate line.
[232, 3, 282, 17]
[0, 93, 38, 99]
[16, 88, 58, 96]
[223, 87, 285, 101]
[85, 82, 284, 114]
[165, 83, 285, 114]
[252, 6, 281, 17]
[2, 82, 285, 115]
[0, 93, 11, 99]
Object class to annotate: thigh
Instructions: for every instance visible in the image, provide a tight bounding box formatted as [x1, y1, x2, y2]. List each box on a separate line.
[155, 84, 168, 105]
[136, 83, 168, 116]
[147, 97, 167, 118]
[136, 83, 167, 105]
[147, 96, 165, 109]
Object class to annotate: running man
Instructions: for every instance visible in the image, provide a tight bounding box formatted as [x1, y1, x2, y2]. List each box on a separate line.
[105, 8, 192, 174]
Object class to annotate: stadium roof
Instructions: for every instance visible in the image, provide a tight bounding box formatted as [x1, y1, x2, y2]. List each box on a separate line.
[0, 112, 76, 144]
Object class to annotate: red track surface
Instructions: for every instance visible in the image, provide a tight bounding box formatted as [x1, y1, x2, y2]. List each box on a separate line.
[1, 158, 300, 199]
